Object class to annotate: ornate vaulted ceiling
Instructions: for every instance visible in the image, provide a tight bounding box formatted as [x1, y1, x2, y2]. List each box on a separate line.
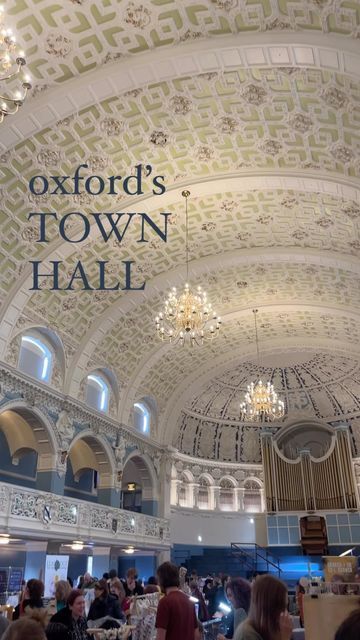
[175, 352, 360, 462]
[0, 0, 359, 461]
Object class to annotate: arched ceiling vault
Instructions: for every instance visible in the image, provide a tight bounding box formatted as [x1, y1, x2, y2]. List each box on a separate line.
[2, 32, 360, 151]
[0, 0, 359, 455]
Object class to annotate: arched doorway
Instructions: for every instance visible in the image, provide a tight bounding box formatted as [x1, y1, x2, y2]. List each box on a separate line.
[65, 432, 115, 505]
[0, 404, 57, 490]
[121, 453, 158, 516]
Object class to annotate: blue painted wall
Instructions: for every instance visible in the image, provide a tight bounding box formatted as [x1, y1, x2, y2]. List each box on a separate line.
[36, 470, 65, 494]
[0, 430, 37, 488]
[117, 556, 156, 582]
[64, 459, 98, 503]
[92, 554, 110, 580]
[171, 544, 327, 587]
[134, 556, 156, 583]
[142, 499, 158, 517]
[25, 550, 46, 582]
[68, 554, 88, 584]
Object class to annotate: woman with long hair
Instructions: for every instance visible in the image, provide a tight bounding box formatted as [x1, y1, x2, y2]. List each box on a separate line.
[87, 578, 122, 621]
[234, 575, 293, 640]
[218, 577, 251, 639]
[12, 579, 45, 621]
[109, 577, 126, 607]
[55, 580, 72, 613]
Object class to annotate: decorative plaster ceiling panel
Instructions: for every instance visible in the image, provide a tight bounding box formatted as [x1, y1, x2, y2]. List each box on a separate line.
[0, 1, 359, 457]
[174, 352, 360, 461]
[113, 310, 360, 408]
[1, 66, 359, 315]
[2, 187, 360, 306]
[5, 0, 359, 93]
[2, 68, 359, 185]
[14, 260, 360, 367]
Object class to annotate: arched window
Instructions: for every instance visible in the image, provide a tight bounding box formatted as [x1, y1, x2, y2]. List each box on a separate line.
[179, 485, 187, 507]
[134, 402, 150, 435]
[19, 335, 52, 382]
[243, 479, 262, 513]
[86, 374, 109, 413]
[178, 473, 190, 507]
[219, 478, 235, 512]
[198, 477, 210, 510]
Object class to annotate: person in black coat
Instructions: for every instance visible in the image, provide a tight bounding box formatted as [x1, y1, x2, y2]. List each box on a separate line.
[13, 579, 44, 621]
[203, 578, 218, 617]
[121, 567, 144, 597]
[87, 579, 123, 622]
[50, 589, 89, 640]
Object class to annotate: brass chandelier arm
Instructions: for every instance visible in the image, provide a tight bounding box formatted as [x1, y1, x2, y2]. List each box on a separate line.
[0, 7, 31, 124]
[154, 189, 222, 347]
[240, 309, 285, 422]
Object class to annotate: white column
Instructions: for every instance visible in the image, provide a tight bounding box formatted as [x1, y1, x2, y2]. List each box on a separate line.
[176, 481, 181, 507]
[260, 488, 265, 513]
[156, 550, 171, 567]
[239, 488, 245, 511]
[158, 457, 172, 519]
[213, 486, 220, 511]
[193, 484, 199, 509]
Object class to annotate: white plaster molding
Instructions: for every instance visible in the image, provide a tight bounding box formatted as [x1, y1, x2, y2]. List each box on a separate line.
[63, 242, 360, 399]
[155, 335, 360, 444]
[0, 171, 358, 365]
[1, 32, 360, 151]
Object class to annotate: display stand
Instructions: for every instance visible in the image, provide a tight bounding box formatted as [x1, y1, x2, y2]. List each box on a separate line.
[87, 626, 135, 639]
[303, 594, 360, 640]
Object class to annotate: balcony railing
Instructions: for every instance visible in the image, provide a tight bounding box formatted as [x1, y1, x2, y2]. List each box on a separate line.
[0, 482, 170, 548]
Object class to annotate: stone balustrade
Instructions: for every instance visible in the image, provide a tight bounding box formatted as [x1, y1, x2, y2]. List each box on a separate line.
[0, 481, 170, 549]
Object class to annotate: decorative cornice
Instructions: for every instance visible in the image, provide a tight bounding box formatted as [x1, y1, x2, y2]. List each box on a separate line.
[0, 362, 164, 459]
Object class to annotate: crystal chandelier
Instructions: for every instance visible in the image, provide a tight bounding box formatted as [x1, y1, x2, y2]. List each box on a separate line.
[0, 5, 31, 123]
[155, 190, 221, 346]
[240, 309, 285, 421]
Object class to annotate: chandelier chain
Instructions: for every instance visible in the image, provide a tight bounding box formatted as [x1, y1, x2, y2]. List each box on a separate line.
[253, 308, 260, 365]
[184, 190, 189, 282]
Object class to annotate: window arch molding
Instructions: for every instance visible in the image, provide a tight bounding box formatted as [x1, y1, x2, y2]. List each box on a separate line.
[16, 326, 65, 387]
[132, 395, 157, 436]
[84, 368, 118, 415]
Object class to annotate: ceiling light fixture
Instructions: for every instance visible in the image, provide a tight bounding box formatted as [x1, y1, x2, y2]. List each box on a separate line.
[123, 546, 135, 554]
[0, 5, 31, 123]
[71, 541, 84, 551]
[155, 190, 221, 346]
[0, 535, 10, 545]
[240, 309, 285, 422]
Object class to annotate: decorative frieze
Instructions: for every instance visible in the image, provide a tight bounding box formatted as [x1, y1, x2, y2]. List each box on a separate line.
[0, 364, 164, 465]
[0, 481, 170, 547]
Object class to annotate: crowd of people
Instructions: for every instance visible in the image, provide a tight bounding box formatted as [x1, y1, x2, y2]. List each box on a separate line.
[0, 564, 358, 640]
[0, 567, 152, 640]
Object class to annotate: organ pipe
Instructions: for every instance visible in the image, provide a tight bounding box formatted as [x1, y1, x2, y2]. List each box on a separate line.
[262, 427, 357, 513]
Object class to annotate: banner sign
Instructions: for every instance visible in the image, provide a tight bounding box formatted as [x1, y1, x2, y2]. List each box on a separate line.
[323, 556, 358, 583]
[0, 569, 8, 594]
[44, 555, 69, 598]
[8, 567, 23, 593]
